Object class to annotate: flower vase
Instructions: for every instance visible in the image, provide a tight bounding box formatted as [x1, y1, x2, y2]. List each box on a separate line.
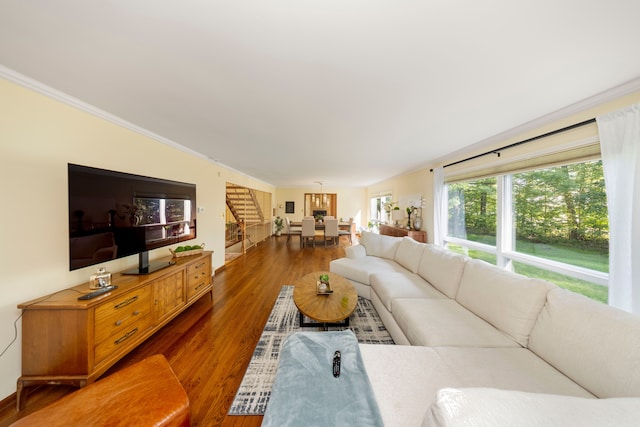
[407, 212, 411, 229]
[413, 217, 422, 231]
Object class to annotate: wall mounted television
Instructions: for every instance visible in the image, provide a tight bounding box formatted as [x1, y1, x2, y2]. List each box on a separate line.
[68, 163, 197, 275]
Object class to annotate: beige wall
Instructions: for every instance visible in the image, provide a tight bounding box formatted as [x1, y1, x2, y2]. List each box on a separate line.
[367, 169, 434, 239]
[0, 78, 274, 399]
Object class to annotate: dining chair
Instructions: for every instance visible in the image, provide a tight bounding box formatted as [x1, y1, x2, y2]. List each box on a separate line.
[287, 217, 301, 232]
[324, 218, 339, 247]
[285, 217, 302, 245]
[338, 217, 353, 244]
[301, 217, 316, 248]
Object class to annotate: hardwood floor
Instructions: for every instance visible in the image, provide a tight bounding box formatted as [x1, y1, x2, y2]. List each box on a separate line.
[0, 236, 349, 427]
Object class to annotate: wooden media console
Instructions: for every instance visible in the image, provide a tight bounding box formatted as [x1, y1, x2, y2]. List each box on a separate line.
[16, 251, 213, 410]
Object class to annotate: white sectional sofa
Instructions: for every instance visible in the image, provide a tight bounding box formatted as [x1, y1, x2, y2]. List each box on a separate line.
[329, 231, 640, 427]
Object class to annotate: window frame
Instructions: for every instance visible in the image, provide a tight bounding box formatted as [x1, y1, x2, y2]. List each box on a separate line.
[444, 163, 609, 288]
[369, 194, 392, 227]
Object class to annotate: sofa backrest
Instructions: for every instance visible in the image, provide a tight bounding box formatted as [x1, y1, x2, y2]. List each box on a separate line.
[417, 245, 467, 299]
[393, 237, 427, 273]
[528, 287, 640, 398]
[456, 259, 554, 347]
[359, 231, 401, 260]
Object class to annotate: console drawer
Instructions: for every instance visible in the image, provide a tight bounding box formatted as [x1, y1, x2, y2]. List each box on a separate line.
[187, 257, 211, 299]
[94, 315, 153, 364]
[94, 286, 152, 345]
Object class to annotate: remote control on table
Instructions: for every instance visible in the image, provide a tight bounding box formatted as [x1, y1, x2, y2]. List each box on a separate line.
[333, 350, 341, 378]
[78, 285, 118, 300]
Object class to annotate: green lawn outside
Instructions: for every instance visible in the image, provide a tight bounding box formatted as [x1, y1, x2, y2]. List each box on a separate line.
[464, 233, 608, 272]
[513, 262, 608, 304]
[447, 241, 608, 304]
[515, 240, 609, 273]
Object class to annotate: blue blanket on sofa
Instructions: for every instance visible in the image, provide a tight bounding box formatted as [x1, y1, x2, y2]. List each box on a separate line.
[262, 330, 383, 426]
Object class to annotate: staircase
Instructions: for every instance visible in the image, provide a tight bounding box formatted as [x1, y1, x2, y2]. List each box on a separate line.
[225, 183, 272, 255]
[226, 183, 264, 225]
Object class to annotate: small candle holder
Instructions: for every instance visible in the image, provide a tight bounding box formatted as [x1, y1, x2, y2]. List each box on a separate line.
[317, 274, 333, 294]
[90, 267, 112, 289]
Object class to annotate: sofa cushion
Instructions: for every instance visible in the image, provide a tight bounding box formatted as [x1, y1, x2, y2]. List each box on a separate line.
[393, 237, 426, 273]
[393, 298, 520, 347]
[423, 388, 639, 427]
[432, 347, 594, 398]
[359, 231, 401, 260]
[360, 345, 594, 427]
[371, 272, 446, 312]
[455, 259, 553, 347]
[360, 344, 450, 427]
[329, 256, 404, 286]
[417, 245, 466, 299]
[529, 287, 640, 398]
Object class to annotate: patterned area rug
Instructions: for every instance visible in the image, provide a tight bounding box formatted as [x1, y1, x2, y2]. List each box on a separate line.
[228, 285, 395, 415]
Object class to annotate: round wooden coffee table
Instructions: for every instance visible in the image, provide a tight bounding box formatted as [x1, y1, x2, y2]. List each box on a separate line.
[293, 271, 358, 328]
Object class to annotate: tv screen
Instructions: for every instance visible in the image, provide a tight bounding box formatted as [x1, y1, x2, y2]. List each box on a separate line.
[68, 163, 197, 273]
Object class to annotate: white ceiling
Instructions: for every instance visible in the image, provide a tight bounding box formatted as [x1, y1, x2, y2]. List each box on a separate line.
[1, 1, 640, 187]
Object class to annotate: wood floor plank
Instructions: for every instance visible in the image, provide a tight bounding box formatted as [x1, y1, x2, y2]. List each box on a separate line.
[0, 236, 349, 427]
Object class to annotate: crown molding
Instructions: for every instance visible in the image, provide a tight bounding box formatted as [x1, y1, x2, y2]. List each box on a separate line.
[4, 64, 638, 188]
[0, 64, 275, 185]
[0, 65, 212, 158]
[429, 76, 640, 168]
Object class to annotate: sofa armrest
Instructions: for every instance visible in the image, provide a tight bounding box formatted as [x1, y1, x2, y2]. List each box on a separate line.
[345, 244, 367, 259]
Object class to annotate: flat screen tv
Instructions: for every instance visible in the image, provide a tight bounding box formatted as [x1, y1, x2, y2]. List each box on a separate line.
[68, 163, 197, 274]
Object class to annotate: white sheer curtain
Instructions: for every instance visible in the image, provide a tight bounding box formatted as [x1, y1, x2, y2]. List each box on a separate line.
[597, 103, 640, 314]
[432, 167, 446, 247]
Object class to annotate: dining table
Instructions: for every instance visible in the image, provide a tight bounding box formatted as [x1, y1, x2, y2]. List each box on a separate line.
[290, 221, 353, 231]
[289, 220, 354, 246]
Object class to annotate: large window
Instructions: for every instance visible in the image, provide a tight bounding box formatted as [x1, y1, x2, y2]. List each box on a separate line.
[448, 178, 496, 245]
[445, 160, 609, 303]
[370, 195, 392, 230]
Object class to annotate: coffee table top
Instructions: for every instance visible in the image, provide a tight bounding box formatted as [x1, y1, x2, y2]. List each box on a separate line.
[293, 271, 358, 323]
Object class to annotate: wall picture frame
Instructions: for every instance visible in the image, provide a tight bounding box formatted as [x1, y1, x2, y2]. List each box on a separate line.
[285, 201, 295, 214]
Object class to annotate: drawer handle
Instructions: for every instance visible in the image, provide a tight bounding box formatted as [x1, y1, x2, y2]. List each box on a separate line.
[114, 311, 140, 327]
[114, 327, 138, 345]
[195, 282, 205, 291]
[114, 295, 138, 309]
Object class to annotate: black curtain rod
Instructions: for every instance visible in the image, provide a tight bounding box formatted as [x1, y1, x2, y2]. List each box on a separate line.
[430, 118, 597, 172]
